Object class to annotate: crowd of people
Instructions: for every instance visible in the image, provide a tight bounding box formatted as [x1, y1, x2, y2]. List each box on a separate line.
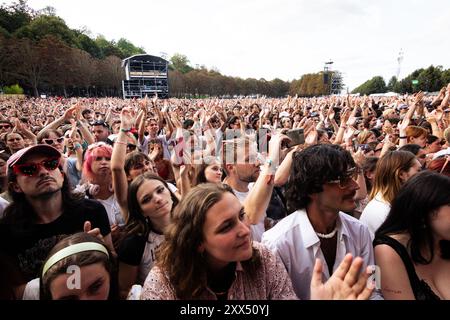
[0, 84, 449, 300]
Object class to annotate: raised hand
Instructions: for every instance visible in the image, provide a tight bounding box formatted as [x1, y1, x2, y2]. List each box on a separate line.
[63, 104, 77, 122]
[310, 254, 374, 300]
[83, 221, 104, 242]
[120, 107, 134, 130]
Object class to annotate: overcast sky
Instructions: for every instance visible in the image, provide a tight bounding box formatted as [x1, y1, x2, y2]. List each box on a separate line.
[4, 0, 450, 90]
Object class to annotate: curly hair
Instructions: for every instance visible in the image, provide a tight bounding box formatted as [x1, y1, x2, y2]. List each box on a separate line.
[285, 144, 355, 211]
[156, 183, 261, 299]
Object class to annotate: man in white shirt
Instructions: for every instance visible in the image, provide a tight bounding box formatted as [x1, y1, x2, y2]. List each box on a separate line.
[262, 144, 379, 299]
[222, 134, 288, 242]
[222, 137, 265, 241]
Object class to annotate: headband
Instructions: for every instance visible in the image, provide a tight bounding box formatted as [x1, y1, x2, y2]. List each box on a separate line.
[42, 242, 109, 277]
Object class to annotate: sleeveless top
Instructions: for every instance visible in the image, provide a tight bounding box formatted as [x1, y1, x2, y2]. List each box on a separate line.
[373, 235, 440, 300]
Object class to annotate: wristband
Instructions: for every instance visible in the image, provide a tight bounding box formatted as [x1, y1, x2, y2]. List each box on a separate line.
[121, 128, 132, 133]
[73, 143, 82, 150]
[399, 136, 407, 139]
[115, 141, 128, 146]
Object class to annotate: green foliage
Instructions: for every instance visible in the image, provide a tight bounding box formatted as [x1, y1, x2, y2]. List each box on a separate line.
[0, 0, 33, 34]
[117, 38, 145, 58]
[75, 32, 102, 58]
[387, 76, 398, 91]
[441, 69, 450, 86]
[417, 65, 443, 92]
[170, 53, 193, 74]
[14, 15, 79, 47]
[95, 35, 123, 58]
[2, 83, 24, 94]
[0, 25, 9, 37]
[352, 76, 387, 95]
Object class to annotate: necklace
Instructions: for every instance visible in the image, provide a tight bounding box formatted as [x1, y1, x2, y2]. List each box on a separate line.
[316, 227, 338, 239]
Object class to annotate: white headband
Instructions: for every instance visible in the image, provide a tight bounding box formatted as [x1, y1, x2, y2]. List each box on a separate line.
[42, 242, 109, 277]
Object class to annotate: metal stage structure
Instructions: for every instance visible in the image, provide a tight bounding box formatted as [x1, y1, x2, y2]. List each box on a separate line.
[122, 54, 169, 99]
[323, 61, 341, 95]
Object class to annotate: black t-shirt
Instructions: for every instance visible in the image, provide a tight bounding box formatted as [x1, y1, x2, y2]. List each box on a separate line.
[0, 199, 111, 281]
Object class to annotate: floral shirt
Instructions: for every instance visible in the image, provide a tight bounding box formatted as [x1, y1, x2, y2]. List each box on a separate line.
[141, 242, 298, 300]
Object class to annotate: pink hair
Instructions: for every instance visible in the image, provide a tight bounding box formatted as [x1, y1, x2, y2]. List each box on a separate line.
[83, 144, 113, 182]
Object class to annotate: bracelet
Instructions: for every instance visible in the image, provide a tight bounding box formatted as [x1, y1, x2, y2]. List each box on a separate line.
[399, 136, 407, 139]
[115, 141, 128, 146]
[73, 143, 82, 150]
[121, 128, 132, 133]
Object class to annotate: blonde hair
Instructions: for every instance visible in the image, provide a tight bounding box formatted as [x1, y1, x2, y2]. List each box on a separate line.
[370, 150, 416, 204]
[357, 130, 374, 145]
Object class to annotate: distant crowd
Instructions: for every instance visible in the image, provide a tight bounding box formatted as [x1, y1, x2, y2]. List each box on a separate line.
[0, 84, 449, 300]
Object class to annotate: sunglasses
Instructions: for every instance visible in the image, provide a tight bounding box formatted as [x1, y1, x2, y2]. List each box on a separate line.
[93, 120, 109, 129]
[43, 137, 64, 145]
[0, 125, 11, 129]
[327, 167, 360, 189]
[13, 158, 61, 177]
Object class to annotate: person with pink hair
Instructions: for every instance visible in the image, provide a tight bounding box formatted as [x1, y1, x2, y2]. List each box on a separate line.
[82, 142, 125, 229]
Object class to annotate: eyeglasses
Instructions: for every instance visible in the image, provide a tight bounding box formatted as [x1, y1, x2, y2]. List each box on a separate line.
[327, 167, 360, 189]
[132, 160, 151, 170]
[13, 158, 61, 177]
[0, 125, 11, 129]
[43, 137, 64, 145]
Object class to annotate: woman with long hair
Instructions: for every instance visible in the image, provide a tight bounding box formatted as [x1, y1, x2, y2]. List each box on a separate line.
[141, 183, 374, 300]
[374, 171, 450, 300]
[117, 173, 178, 299]
[360, 150, 421, 237]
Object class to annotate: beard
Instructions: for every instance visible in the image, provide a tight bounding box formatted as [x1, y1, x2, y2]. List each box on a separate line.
[238, 170, 260, 183]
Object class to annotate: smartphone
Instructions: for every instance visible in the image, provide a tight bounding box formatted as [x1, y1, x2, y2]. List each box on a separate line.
[286, 128, 305, 148]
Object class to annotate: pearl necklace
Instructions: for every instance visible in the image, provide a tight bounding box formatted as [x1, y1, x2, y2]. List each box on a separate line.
[316, 227, 338, 239]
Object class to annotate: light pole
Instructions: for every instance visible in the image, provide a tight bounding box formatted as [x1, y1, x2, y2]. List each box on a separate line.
[324, 61, 334, 96]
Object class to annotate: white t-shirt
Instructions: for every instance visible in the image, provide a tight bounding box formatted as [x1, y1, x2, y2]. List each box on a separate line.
[231, 183, 266, 242]
[96, 195, 125, 226]
[359, 193, 391, 239]
[139, 135, 172, 160]
[23, 278, 40, 300]
[138, 231, 165, 284]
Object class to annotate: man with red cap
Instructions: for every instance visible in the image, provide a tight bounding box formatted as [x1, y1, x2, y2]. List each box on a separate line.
[0, 144, 113, 289]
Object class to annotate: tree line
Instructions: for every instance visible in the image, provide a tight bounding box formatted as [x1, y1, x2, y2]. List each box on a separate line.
[352, 65, 450, 95]
[3, 1, 445, 98]
[0, 1, 344, 98]
[0, 0, 142, 96]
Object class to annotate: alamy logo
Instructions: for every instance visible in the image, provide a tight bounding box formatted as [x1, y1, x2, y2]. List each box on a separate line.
[66, 265, 81, 290]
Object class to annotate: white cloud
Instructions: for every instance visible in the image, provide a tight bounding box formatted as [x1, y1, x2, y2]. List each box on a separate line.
[4, 0, 450, 89]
